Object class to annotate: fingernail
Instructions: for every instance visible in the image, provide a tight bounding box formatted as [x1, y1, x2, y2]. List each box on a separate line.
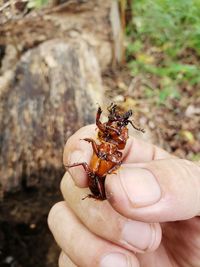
[120, 167, 161, 207]
[122, 220, 155, 251]
[100, 253, 129, 267]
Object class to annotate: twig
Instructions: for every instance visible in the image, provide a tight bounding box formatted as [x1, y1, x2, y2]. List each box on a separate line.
[127, 75, 140, 93]
[0, 1, 12, 12]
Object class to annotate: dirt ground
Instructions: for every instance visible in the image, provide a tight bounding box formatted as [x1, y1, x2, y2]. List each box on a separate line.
[103, 67, 200, 160]
[0, 172, 62, 267]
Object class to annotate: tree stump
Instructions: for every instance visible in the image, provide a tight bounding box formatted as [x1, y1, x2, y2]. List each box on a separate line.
[0, 38, 103, 193]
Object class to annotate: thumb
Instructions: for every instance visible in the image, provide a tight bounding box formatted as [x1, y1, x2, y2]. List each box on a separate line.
[105, 159, 200, 222]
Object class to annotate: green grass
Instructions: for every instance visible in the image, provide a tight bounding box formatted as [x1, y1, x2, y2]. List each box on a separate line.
[27, 0, 49, 9]
[126, 0, 200, 104]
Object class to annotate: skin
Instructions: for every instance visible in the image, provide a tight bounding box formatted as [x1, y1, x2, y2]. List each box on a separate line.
[48, 125, 200, 267]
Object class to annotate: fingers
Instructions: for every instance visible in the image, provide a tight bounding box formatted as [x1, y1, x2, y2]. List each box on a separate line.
[123, 137, 175, 163]
[63, 124, 173, 187]
[48, 201, 140, 267]
[61, 172, 162, 253]
[105, 158, 200, 222]
[63, 125, 96, 187]
[59, 252, 76, 267]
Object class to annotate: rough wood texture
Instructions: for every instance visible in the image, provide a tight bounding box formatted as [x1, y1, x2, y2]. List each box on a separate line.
[0, 1, 118, 195]
[0, 39, 103, 193]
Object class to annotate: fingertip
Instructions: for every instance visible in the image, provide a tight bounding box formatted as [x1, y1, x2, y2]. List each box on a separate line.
[66, 149, 90, 187]
[105, 166, 162, 222]
[107, 158, 200, 223]
[122, 137, 173, 163]
[105, 166, 161, 213]
[120, 220, 162, 253]
[63, 125, 97, 187]
[63, 124, 96, 164]
[148, 222, 162, 252]
[100, 253, 140, 267]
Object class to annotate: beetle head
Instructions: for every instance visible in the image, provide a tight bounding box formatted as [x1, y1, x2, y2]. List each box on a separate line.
[107, 103, 133, 126]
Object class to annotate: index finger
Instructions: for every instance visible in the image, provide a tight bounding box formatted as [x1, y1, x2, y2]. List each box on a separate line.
[63, 124, 173, 187]
[63, 125, 96, 187]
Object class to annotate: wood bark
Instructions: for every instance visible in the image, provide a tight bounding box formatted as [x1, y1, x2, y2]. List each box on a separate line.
[0, 38, 103, 193]
[0, 0, 123, 194]
[0, 0, 127, 195]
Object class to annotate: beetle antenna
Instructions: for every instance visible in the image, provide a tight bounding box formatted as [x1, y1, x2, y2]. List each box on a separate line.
[128, 120, 145, 133]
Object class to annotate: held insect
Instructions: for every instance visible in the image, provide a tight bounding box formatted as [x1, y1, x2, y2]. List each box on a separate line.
[65, 104, 144, 200]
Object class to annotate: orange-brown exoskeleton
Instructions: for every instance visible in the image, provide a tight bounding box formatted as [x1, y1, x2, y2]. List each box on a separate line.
[65, 103, 144, 200]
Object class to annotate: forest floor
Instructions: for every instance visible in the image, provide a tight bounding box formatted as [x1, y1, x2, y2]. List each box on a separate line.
[103, 66, 200, 161]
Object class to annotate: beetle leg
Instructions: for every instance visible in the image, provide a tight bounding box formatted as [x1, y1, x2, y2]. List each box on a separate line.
[65, 162, 92, 174]
[106, 151, 123, 163]
[82, 194, 94, 200]
[96, 177, 106, 200]
[82, 192, 106, 200]
[82, 177, 106, 201]
[96, 106, 102, 120]
[96, 106, 121, 135]
[107, 102, 116, 112]
[105, 162, 122, 175]
[82, 138, 99, 156]
[105, 125, 121, 135]
[96, 106, 106, 132]
[128, 120, 145, 133]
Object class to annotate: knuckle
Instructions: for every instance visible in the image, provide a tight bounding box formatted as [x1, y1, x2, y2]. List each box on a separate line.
[47, 201, 66, 230]
[65, 133, 74, 149]
[58, 252, 63, 267]
[60, 177, 65, 195]
[58, 252, 66, 267]
[59, 252, 76, 267]
[147, 222, 162, 252]
[60, 173, 68, 194]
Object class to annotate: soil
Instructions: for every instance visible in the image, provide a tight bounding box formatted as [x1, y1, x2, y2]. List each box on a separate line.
[0, 173, 62, 267]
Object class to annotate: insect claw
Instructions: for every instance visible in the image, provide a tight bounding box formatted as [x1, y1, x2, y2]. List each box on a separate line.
[82, 194, 101, 200]
[82, 195, 89, 200]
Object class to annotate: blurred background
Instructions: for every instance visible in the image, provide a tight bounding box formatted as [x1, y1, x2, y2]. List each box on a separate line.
[0, 0, 199, 266]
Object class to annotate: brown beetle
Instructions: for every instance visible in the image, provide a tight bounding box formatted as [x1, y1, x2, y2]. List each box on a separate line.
[65, 104, 144, 200]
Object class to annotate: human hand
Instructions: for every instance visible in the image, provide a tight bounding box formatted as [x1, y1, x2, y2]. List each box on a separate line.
[48, 125, 200, 267]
